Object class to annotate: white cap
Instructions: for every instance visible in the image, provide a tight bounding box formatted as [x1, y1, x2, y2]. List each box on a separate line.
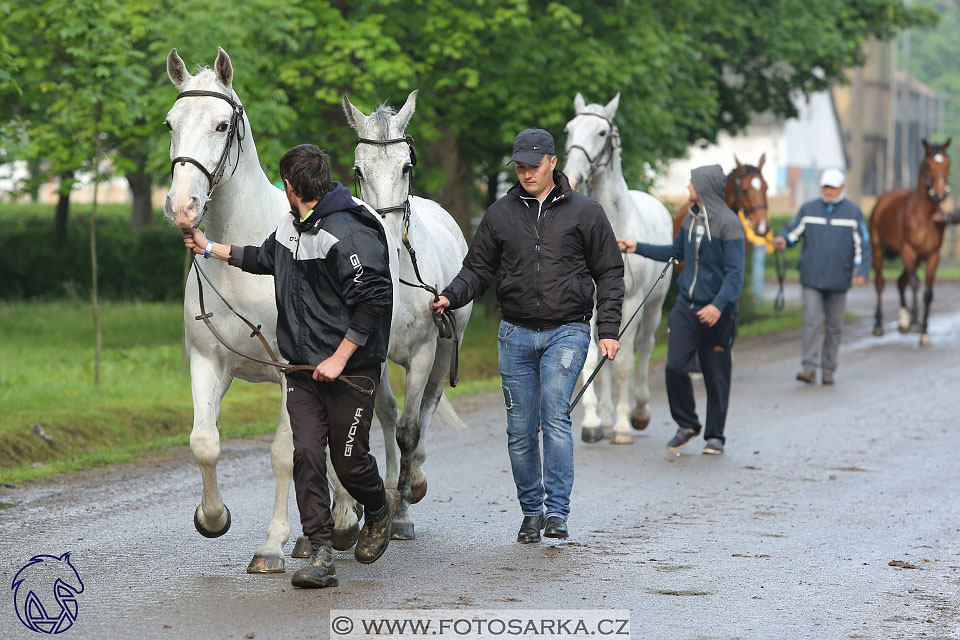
[819, 168, 845, 188]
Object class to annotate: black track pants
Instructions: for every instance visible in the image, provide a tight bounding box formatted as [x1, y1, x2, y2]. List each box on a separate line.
[285, 365, 386, 548]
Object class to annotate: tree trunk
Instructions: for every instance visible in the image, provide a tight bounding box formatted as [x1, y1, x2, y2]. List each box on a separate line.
[53, 171, 73, 249]
[90, 139, 102, 388]
[127, 164, 154, 230]
[424, 127, 481, 238]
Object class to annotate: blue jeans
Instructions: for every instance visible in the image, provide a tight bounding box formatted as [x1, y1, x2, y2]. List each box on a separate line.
[497, 320, 590, 520]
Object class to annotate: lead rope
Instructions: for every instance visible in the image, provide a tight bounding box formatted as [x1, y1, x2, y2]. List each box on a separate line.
[191, 257, 376, 395]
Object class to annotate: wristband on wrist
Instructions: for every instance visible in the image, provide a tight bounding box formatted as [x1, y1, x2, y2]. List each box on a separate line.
[203, 241, 214, 259]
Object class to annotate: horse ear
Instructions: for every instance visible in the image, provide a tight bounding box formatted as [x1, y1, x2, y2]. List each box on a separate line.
[944, 138, 952, 150]
[342, 95, 366, 132]
[214, 47, 233, 89]
[574, 93, 586, 113]
[734, 155, 745, 171]
[758, 153, 766, 169]
[167, 48, 191, 89]
[394, 89, 418, 132]
[923, 138, 930, 155]
[604, 92, 620, 118]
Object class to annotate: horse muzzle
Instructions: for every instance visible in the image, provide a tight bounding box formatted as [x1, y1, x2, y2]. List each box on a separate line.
[166, 193, 205, 229]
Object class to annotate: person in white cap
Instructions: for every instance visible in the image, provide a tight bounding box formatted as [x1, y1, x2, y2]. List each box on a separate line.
[773, 169, 871, 385]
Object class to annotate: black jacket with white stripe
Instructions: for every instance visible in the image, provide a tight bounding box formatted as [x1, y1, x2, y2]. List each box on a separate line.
[779, 198, 871, 292]
[228, 183, 392, 372]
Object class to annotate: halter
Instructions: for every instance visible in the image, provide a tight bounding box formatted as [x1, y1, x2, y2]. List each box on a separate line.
[731, 166, 769, 216]
[920, 159, 951, 203]
[169, 89, 246, 225]
[565, 112, 620, 181]
[352, 132, 460, 385]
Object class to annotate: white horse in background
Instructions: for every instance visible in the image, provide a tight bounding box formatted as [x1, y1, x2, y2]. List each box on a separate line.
[343, 91, 471, 540]
[562, 93, 673, 444]
[164, 47, 401, 572]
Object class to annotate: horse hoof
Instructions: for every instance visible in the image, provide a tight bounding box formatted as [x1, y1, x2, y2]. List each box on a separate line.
[897, 325, 910, 334]
[247, 553, 285, 574]
[873, 326, 884, 337]
[331, 523, 359, 551]
[601, 423, 614, 439]
[291, 535, 311, 558]
[630, 411, 651, 431]
[391, 520, 415, 540]
[410, 479, 427, 505]
[581, 426, 604, 443]
[194, 504, 231, 538]
[920, 334, 931, 346]
[610, 431, 633, 445]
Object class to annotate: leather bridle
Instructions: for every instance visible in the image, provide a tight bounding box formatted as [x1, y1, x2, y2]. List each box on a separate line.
[169, 89, 246, 225]
[732, 167, 769, 217]
[354, 134, 417, 217]
[565, 112, 619, 180]
[920, 159, 951, 203]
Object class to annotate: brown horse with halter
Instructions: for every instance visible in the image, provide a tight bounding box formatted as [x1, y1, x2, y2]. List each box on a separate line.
[673, 154, 772, 273]
[870, 138, 951, 345]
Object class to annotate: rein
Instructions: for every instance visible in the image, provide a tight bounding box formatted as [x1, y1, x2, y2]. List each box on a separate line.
[565, 112, 619, 183]
[354, 133, 461, 386]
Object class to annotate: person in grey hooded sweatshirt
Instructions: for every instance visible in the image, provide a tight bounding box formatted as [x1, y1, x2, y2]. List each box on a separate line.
[618, 165, 745, 455]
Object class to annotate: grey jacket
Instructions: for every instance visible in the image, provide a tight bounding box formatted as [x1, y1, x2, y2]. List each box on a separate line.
[779, 198, 871, 291]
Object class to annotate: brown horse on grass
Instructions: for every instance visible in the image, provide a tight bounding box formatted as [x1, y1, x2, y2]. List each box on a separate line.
[673, 154, 770, 272]
[871, 139, 951, 345]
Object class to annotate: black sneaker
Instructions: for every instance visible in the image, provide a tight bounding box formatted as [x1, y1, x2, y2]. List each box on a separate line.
[666, 427, 699, 451]
[702, 438, 724, 455]
[354, 489, 399, 564]
[291, 545, 337, 588]
[796, 370, 816, 384]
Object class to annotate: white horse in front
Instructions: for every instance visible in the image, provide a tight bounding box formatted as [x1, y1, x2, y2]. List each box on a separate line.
[342, 91, 471, 539]
[562, 93, 673, 444]
[164, 47, 401, 571]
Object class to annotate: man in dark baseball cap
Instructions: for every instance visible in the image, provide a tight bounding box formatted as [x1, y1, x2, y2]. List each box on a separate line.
[508, 128, 556, 166]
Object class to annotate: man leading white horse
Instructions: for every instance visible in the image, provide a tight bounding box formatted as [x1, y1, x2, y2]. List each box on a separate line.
[431, 129, 623, 543]
[182, 144, 398, 588]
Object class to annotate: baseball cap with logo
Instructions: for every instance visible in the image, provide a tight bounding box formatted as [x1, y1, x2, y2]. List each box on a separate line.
[508, 128, 556, 165]
[819, 168, 845, 188]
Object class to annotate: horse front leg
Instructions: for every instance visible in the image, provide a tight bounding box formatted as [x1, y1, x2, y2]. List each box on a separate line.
[630, 294, 666, 433]
[897, 246, 919, 333]
[328, 459, 362, 550]
[579, 316, 604, 443]
[610, 321, 639, 445]
[408, 342, 452, 506]
[920, 252, 940, 346]
[248, 387, 293, 573]
[392, 340, 437, 540]
[375, 369, 400, 489]
[873, 243, 886, 335]
[188, 357, 233, 540]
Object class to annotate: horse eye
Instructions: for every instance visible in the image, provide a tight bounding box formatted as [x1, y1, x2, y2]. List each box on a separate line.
[402, 164, 411, 176]
[599, 130, 607, 137]
[354, 167, 363, 179]
[163, 119, 172, 131]
[216, 122, 229, 133]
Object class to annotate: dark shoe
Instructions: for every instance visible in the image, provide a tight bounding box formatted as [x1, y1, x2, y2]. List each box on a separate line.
[702, 438, 724, 455]
[517, 513, 544, 544]
[666, 427, 699, 451]
[291, 545, 338, 588]
[543, 516, 568, 539]
[796, 370, 816, 384]
[822, 372, 835, 385]
[354, 488, 399, 564]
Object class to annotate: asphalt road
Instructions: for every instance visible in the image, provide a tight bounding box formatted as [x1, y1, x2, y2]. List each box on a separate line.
[2, 282, 959, 640]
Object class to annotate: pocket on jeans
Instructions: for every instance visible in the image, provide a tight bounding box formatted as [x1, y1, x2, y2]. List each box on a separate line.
[498, 321, 518, 341]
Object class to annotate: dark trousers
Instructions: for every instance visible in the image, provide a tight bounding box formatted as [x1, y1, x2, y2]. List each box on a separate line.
[285, 365, 386, 549]
[664, 304, 737, 443]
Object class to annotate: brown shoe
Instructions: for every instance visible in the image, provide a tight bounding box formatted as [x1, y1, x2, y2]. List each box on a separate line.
[354, 489, 399, 564]
[796, 370, 816, 384]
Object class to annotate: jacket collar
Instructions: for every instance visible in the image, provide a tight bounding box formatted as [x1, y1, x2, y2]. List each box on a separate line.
[292, 182, 355, 233]
[507, 169, 574, 205]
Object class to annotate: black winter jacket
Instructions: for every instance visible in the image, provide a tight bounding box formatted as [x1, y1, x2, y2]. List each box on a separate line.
[441, 171, 624, 339]
[228, 183, 392, 372]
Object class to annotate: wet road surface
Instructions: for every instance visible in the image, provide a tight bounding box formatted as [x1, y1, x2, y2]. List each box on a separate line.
[2, 282, 960, 639]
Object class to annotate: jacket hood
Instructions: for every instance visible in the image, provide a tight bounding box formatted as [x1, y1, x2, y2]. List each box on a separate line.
[689, 165, 734, 242]
[293, 182, 357, 232]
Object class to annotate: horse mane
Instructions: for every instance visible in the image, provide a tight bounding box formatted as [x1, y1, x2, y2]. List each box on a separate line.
[371, 103, 397, 139]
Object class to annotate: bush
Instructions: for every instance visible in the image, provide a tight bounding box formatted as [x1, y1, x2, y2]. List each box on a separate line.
[0, 215, 188, 301]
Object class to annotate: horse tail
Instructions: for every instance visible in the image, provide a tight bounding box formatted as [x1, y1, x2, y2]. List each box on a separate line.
[432, 393, 469, 431]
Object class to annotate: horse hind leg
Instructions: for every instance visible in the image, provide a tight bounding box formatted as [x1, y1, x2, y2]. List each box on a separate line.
[920, 253, 940, 346]
[630, 294, 665, 432]
[872, 245, 885, 335]
[896, 269, 912, 333]
[248, 392, 293, 573]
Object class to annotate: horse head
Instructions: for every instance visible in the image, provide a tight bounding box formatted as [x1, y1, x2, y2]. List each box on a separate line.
[343, 91, 418, 239]
[563, 92, 621, 191]
[164, 47, 247, 229]
[12, 553, 84, 633]
[728, 154, 770, 236]
[921, 138, 951, 204]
